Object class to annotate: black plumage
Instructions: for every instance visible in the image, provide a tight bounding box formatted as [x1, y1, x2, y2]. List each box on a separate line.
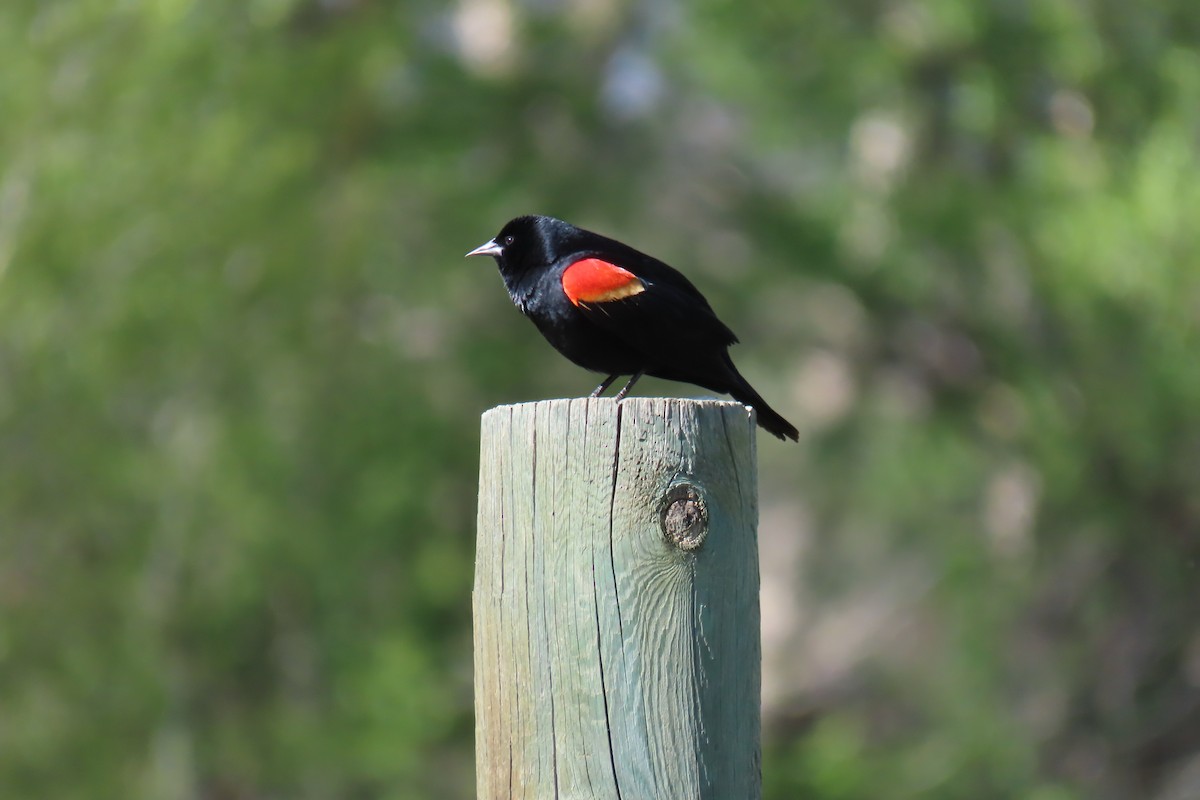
[467, 215, 798, 441]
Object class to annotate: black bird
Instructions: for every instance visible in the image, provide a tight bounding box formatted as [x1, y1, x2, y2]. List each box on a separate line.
[467, 215, 799, 441]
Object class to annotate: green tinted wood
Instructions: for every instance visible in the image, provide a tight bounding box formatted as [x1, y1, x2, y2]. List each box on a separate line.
[475, 398, 760, 800]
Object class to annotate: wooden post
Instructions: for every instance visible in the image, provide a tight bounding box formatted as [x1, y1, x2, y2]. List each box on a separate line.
[474, 397, 761, 800]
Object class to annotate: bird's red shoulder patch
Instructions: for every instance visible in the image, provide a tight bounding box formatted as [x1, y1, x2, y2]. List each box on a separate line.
[561, 258, 645, 307]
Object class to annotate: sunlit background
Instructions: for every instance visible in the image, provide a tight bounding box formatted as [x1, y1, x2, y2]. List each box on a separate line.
[3, 1, 1200, 798]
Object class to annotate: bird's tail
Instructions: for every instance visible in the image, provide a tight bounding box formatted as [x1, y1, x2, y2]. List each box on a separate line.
[722, 356, 799, 442]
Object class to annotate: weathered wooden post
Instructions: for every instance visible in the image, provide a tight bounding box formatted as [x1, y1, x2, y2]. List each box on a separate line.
[474, 397, 761, 799]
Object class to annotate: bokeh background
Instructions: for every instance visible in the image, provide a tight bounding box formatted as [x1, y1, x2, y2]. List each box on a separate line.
[4, 1, 1200, 798]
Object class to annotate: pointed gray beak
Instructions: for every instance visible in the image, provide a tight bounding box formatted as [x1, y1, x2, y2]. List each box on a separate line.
[466, 239, 504, 258]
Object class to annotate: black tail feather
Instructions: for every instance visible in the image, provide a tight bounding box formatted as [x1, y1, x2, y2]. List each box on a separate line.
[722, 357, 799, 442]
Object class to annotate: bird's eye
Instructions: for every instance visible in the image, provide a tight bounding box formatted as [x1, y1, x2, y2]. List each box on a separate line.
[503, 235, 516, 246]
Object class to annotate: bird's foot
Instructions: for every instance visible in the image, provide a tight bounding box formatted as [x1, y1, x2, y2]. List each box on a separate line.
[613, 371, 644, 401]
[590, 374, 619, 397]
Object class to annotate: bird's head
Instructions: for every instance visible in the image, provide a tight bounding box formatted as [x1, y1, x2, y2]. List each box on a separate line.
[466, 215, 581, 278]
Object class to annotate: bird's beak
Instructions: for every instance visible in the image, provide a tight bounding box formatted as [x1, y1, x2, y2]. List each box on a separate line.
[466, 239, 504, 258]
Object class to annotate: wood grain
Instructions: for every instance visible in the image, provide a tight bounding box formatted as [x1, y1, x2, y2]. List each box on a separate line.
[475, 398, 760, 799]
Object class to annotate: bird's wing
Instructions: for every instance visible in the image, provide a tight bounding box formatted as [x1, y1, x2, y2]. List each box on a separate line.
[560, 256, 739, 352]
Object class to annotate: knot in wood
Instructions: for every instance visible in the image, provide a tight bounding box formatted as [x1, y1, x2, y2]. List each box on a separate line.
[660, 483, 708, 551]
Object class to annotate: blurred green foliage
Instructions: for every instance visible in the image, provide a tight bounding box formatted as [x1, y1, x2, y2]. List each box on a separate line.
[2, 0, 1199, 798]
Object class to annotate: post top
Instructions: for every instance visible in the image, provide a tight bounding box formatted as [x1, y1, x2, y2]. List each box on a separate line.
[483, 396, 752, 415]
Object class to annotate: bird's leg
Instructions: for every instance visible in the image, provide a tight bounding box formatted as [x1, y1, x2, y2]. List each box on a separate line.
[613, 370, 644, 401]
[590, 374, 620, 397]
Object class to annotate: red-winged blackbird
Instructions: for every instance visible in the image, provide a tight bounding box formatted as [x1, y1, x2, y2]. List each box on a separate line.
[467, 215, 799, 442]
